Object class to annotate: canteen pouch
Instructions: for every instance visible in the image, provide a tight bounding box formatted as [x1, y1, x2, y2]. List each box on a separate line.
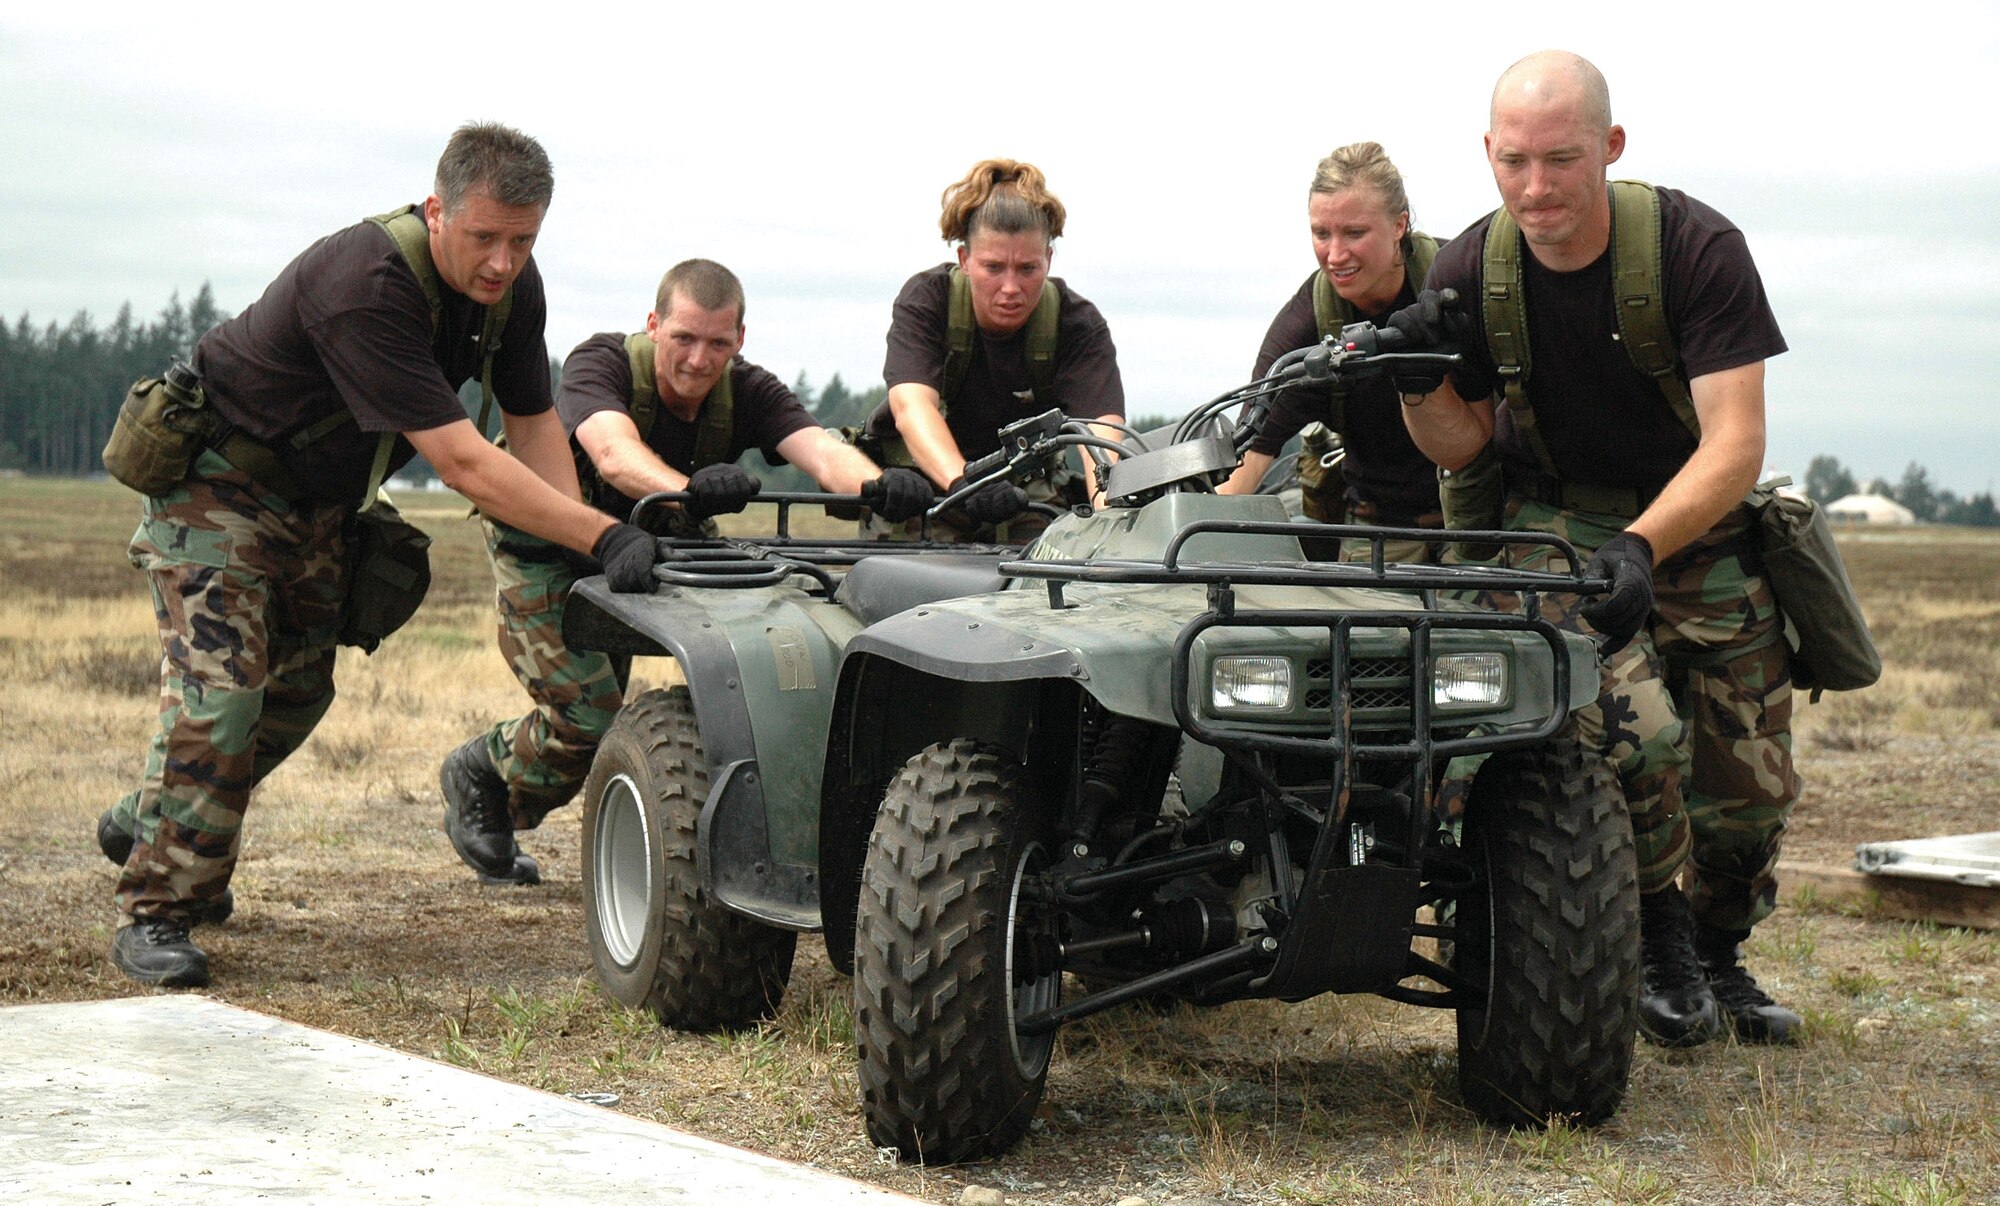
[1295, 423, 1347, 524]
[103, 367, 213, 496]
[1751, 481, 1880, 697]
[339, 494, 433, 653]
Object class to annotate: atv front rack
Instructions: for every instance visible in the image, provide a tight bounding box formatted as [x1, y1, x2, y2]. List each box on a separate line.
[999, 516, 1606, 772]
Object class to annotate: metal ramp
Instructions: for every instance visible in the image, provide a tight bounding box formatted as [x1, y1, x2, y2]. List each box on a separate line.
[1855, 832, 2000, 888]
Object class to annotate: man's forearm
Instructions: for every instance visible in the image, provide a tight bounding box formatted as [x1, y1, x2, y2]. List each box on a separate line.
[1400, 381, 1494, 471]
[1627, 362, 1768, 562]
[888, 385, 964, 487]
[501, 409, 583, 501]
[410, 420, 615, 554]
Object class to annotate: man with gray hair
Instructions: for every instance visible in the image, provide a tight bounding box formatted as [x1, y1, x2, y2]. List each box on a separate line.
[97, 122, 667, 988]
[1392, 51, 1801, 1046]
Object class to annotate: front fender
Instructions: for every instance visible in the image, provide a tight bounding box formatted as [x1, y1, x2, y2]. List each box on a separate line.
[566, 578, 854, 931]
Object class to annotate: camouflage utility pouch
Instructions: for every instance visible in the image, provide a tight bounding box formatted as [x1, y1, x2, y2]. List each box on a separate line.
[338, 435, 432, 653]
[102, 362, 214, 496]
[1751, 479, 1880, 697]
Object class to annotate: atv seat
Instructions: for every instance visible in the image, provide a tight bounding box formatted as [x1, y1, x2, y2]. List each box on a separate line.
[837, 554, 1011, 627]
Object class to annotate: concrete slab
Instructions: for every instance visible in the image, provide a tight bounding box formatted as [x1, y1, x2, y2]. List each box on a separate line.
[0, 995, 925, 1205]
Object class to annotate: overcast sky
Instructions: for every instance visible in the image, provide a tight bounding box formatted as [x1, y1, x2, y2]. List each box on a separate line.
[6, 2, 1997, 493]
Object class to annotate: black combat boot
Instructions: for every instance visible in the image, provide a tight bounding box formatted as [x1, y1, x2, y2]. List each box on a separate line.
[1696, 925, 1802, 1044]
[440, 736, 540, 885]
[97, 808, 235, 925]
[1637, 887, 1722, 1047]
[110, 916, 211, 988]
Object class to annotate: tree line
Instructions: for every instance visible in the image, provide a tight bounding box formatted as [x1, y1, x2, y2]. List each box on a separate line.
[0, 287, 228, 475]
[1803, 456, 1998, 527]
[2, 288, 1990, 526]
[0, 287, 885, 486]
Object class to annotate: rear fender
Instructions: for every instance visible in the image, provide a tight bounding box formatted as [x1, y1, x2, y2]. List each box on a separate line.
[565, 578, 849, 931]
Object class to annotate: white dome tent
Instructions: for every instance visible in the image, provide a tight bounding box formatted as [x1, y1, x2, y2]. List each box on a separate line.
[1825, 492, 1916, 525]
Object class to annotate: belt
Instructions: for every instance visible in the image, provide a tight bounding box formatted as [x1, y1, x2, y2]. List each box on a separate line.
[1513, 474, 1661, 522]
[212, 428, 311, 504]
[1348, 499, 1446, 528]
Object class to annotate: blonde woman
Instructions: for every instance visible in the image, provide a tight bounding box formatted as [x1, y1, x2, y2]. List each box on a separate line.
[1222, 141, 1448, 563]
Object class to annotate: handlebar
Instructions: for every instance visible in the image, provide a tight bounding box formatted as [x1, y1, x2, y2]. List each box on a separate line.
[1175, 308, 1462, 457]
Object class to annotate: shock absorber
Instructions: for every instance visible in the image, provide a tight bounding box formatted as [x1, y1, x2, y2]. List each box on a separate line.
[1072, 714, 1152, 848]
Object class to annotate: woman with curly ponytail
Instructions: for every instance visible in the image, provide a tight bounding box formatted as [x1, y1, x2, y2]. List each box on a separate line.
[1220, 141, 1451, 565]
[865, 158, 1125, 540]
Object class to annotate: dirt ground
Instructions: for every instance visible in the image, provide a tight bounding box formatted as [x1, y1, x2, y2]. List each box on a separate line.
[2, 479, 1996, 1205]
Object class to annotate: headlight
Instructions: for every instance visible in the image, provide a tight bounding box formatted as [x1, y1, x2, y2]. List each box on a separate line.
[1433, 652, 1507, 709]
[1211, 656, 1293, 711]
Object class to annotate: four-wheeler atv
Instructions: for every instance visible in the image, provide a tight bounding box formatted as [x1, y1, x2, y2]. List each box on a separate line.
[564, 324, 1638, 1164]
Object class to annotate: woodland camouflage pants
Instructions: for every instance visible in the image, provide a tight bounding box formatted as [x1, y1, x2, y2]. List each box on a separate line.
[1503, 497, 1801, 930]
[476, 520, 626, 829]
[109, 450, 346, 924]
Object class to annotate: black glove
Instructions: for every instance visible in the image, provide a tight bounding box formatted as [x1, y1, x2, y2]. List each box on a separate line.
[950, 475, 1030, 527]
[1385, 288, 1469, 350]
[1382, 289, 1469, 396]
[593, 522, 659, 594]
[860, 467, 936, 523]
[1577, 532, 1656, 655]
[683, 463, 762, 518]
[1391, 366, 1449, 397]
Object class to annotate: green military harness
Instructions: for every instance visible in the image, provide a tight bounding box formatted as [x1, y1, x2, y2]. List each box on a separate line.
[368, 206, 515, 442]
[620, 331, 736, 467]
[1294, 232, 1440, 522]
[860, 268, 1062, 472]
[567, 332, 740, 536]
[1445, 183, 1879, 695]
[944, 267, 1060, 409]
[1441, 180, 1687, 531]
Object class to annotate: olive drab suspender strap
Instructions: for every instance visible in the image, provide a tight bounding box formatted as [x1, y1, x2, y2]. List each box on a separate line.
[1480, 205, 1553, 475]
[622, 332, 737, 470]
[361, 431, 396, 507]
[366, 206, 515, 440]
[941, 268, 1061, 412]
[1481, 180, 1699, 477]
[1309, 231, 1439, 433]
[623, 333, 658, 435]
[1606, 182, 1700, 442]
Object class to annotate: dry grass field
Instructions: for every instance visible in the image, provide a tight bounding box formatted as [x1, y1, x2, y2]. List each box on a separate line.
[2, 474, 1996, 1205]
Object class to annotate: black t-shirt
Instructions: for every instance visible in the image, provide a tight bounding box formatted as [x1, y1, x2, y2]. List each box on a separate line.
[193, 213, 553, 505]
[1250, 272, 1442, 519]
[1426, 187, 1786, 494]
[876, 263, 1124, 460]
[557, 332, 819, 514]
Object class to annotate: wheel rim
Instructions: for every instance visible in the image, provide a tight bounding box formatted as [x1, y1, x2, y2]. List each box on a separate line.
[1005, 840, 1058, 1079]
[592, 773, 654, 969]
